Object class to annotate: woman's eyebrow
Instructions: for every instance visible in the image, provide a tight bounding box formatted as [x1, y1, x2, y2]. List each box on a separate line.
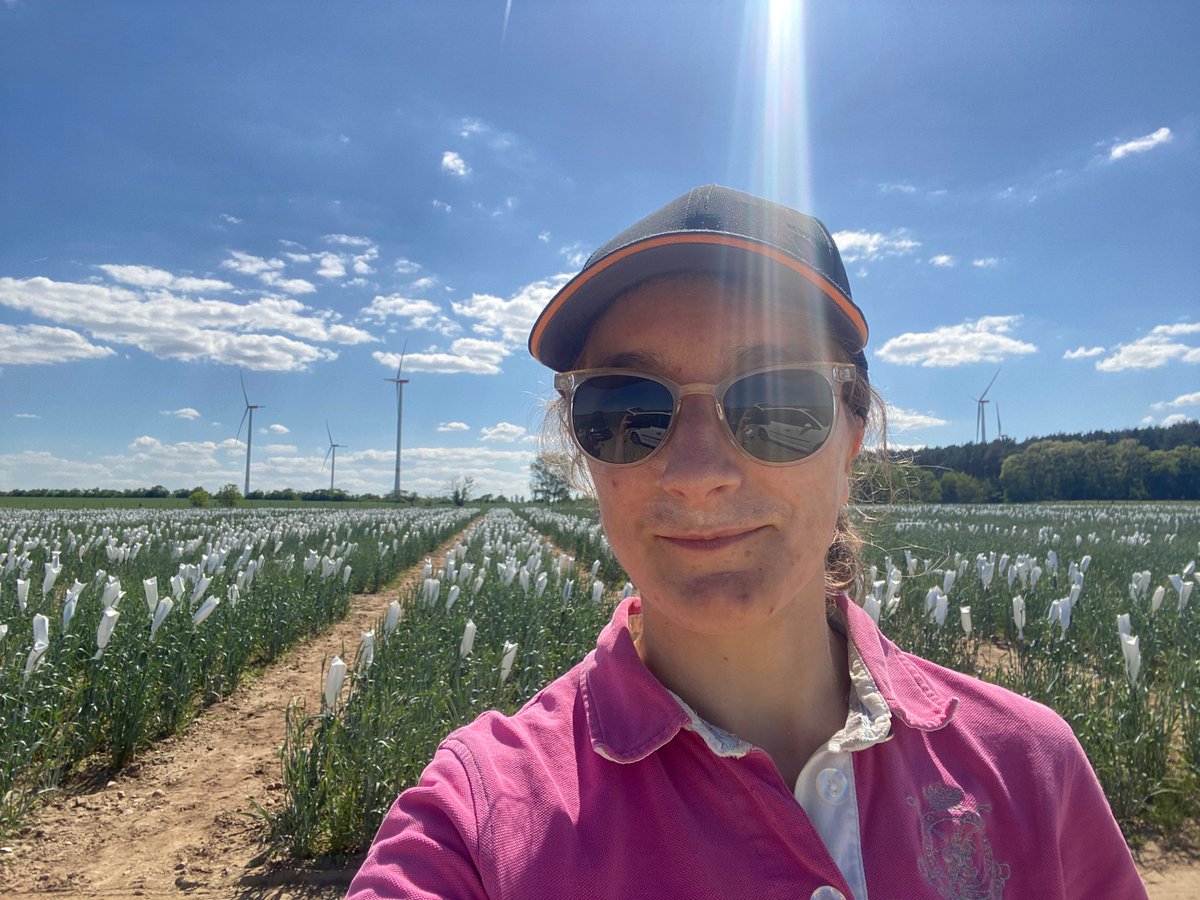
[725, 344, 817, 369]
[592, 349, 665, 370]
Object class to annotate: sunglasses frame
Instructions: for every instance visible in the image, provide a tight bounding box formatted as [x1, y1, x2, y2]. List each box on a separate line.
[555, 362, 857, 468]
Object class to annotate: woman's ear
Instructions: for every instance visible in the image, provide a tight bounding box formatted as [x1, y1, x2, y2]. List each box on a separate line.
[844, 419, 866, 476]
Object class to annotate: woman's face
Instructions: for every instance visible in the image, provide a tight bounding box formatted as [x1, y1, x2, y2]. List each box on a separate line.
[578, 274, 864, 637]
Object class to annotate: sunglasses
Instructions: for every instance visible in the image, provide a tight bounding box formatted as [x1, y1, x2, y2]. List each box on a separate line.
[555, 363, 856, 467]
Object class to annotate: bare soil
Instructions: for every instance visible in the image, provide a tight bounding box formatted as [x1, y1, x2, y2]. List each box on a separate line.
[0, 528, 1195, 898]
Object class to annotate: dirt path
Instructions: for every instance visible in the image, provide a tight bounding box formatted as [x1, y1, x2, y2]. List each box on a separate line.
[0, 530, 471, 899]
[0, 519, 1196, 898]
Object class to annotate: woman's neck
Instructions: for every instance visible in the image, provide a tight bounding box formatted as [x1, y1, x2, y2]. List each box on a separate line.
[635, 592, 852, 787]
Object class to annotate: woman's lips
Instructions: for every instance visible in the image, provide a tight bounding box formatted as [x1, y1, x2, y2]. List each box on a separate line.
[658, 527, 764, 551]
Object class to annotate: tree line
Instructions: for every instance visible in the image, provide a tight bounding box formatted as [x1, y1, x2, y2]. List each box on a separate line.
[891, 420, 1200, 503]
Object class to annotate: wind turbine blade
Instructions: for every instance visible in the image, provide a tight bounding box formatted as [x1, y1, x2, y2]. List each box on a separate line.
[326, 420, 333, 445]
[397, 339, 408, 377]
[979, 368, 1000, 401]
[323, 445, 332, 469]
[236, 406, 249, 442]
[240, 372, 250, 407]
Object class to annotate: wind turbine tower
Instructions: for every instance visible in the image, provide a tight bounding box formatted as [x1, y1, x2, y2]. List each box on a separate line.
[973, 369, 1000, 444]
[236, 374, 264, 496]
[384, 344, 410, 500]
[323, 421, 345, 491]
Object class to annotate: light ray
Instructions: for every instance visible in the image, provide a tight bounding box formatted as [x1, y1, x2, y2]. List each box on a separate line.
[501, 0, 513, 42]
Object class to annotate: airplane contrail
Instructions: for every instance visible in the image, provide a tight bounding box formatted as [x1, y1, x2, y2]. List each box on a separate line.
[502, 0, 513, 42]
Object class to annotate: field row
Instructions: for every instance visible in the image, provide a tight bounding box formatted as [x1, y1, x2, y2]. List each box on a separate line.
[0, 506, 476, 838]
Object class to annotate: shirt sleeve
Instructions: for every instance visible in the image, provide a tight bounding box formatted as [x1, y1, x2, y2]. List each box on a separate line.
[346, 741, 490, 900]
[1056, 729, 1148, 899]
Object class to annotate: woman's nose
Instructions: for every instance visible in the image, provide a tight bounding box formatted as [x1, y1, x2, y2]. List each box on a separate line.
[656, 395, 745, 500]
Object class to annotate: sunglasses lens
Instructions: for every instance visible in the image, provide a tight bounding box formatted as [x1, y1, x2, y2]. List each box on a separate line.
[723, 369, 836, 463]
[571, 374, 675, 464]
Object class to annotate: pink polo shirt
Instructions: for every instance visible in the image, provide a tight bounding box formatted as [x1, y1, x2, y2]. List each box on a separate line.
[348, 595, 1146, 899]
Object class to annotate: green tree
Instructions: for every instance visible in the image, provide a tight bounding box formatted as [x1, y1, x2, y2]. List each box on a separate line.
[447, 476, 476, 507]
[215, 483, 243, 507]
[188, 487, 212, 507]
[530, 451, 572, 503]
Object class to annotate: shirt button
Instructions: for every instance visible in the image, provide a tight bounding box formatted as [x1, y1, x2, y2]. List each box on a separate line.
[817, 767, 849, 805]
[811, 887, 846, 900]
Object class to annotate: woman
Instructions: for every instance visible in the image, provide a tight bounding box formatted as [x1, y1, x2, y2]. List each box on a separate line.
[349, 185, 1146, 899]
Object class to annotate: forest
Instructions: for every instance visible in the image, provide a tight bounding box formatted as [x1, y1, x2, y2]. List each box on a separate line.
[897, 420, 1200, 502]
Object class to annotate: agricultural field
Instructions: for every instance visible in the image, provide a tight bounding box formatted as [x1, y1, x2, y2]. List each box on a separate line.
[858, 502, 1200, 838]
[0, 505, 475, 838]
[0, 501, 1196, 897]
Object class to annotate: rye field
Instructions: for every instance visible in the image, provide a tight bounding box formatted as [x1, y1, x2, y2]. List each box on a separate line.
[1, 501, 1197, 862]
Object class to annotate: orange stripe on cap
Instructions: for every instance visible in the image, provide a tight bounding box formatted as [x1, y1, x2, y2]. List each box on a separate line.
[529, 233, 868, 360]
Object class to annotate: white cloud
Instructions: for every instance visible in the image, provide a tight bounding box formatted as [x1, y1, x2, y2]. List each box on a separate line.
[432, 200, 452, 213]
[221, 251, 285, 276]
[268, 423, 289, 433]
[360, 294, 459, 335]
[441, 151, 470, 177]
[0, 276, 374, 372]
[971, 258, 1000, 268]
[452, 273, 571, 346]
[1162, 413, 1192, 427]
[538, 231, 550, 243]
[929, 255, 956, 267]
[876, 315, 1037, 367]
[886, 405, 948, 431]
[0, 323, 115, 365]
[394, 257, 422, 275]
[879, 182, 917, 194]
[480, 422, 527, 442]
[438, 421, 470, 432]
[316, 254, 346, 278]
[98, 265, 233, 294]
[458, 118, 487, 139]
[1063, 346, 1105, 360]
[373, 337, 511, 375]
[351, 249, 378, 275]
[831, 230, 921, 263]
[14, 413, 40, 419]
[324, 234, 374, 248]
[452, 116, 520, 155]
[259, 271, 317, 294]
[1152, 391, 1200, 410]
[162, 407, 202, 420]
[559, 243, 588, 268]
[362, 295, 439, 320]
[1109, 127, 1172, 161]
[1096, 323, 1200, 371]
[220, 213, 242, 225]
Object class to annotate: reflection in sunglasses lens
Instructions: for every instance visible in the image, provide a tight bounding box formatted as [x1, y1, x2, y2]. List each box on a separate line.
[724, 370, 835, 462]
[571, 369, 836, 465]
[572, 375, 674, 464]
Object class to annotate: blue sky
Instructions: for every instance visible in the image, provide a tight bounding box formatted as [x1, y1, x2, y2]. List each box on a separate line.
[1, 1, 1197, 498]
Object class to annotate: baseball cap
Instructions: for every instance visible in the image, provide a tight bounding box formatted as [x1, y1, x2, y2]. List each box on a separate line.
[528, 184, 868, 372]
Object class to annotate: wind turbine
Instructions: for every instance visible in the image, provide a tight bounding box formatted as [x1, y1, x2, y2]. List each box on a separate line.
[995, 402, 1005, 441]
[236, 374, 264, 496]
[384, 343, 410, 500]
[323, 421, 345, 491]
[973, 369, 1000, 443]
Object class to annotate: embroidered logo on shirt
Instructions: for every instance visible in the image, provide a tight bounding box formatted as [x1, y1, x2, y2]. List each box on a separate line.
[910, 783, 1010, 899]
